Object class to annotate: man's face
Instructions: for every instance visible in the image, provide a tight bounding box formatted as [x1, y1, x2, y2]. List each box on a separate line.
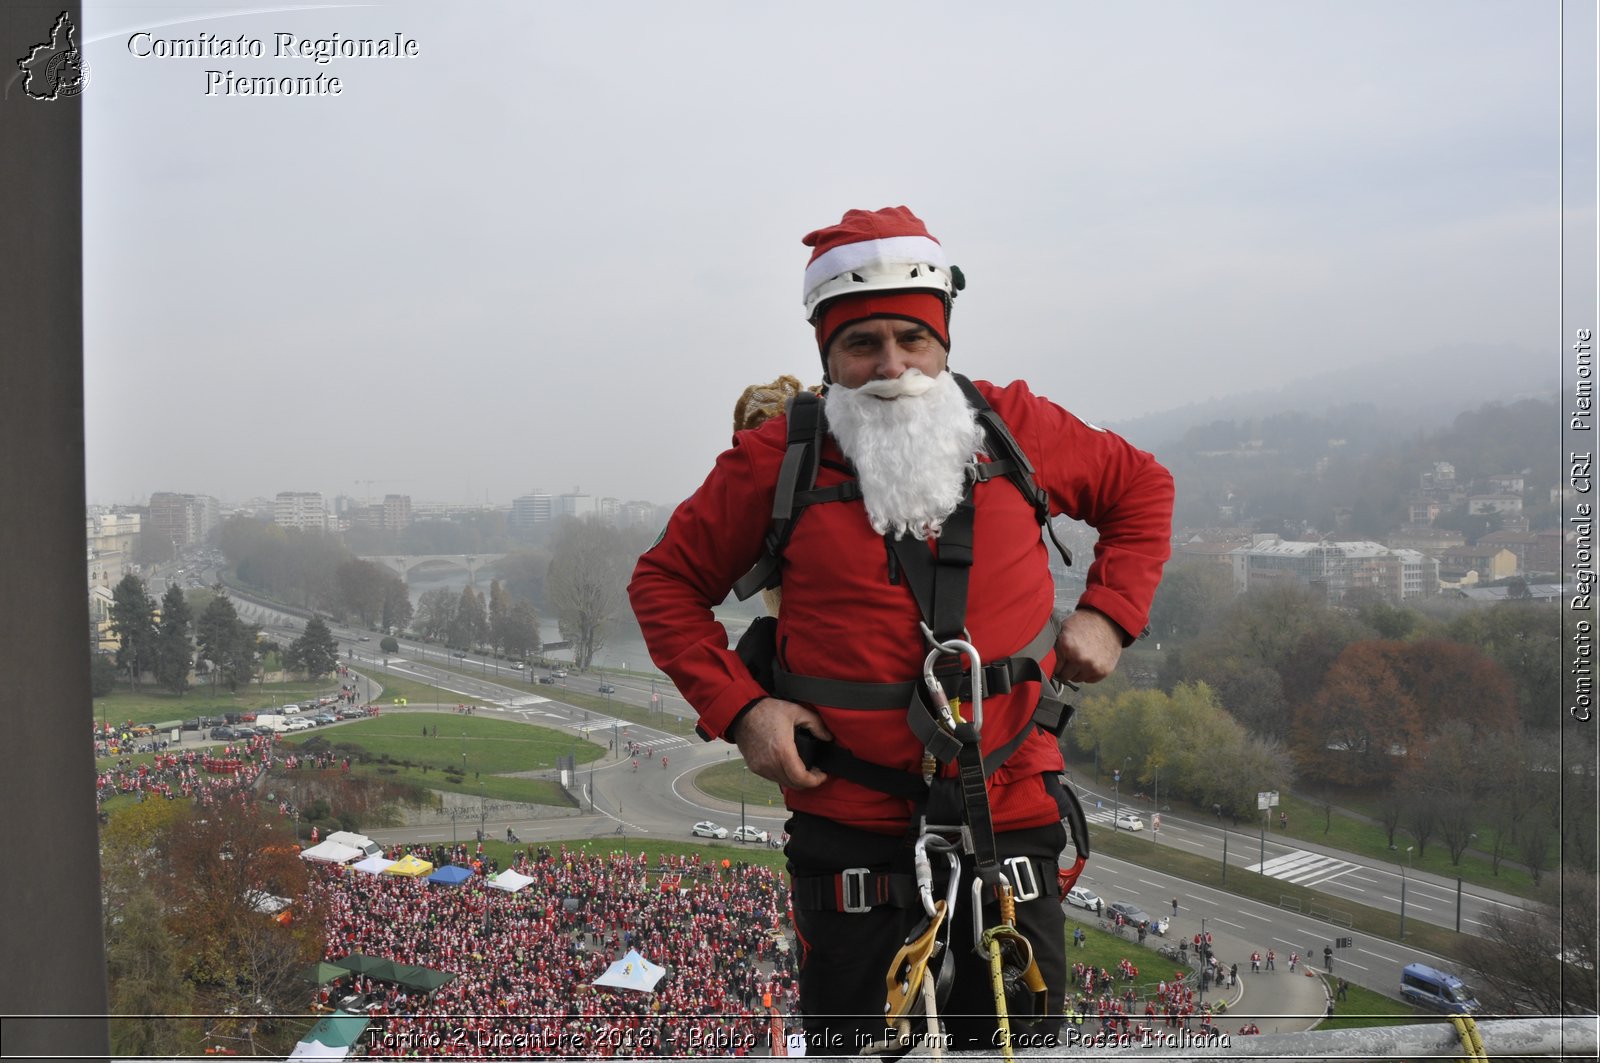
[825, 318, 948, 390]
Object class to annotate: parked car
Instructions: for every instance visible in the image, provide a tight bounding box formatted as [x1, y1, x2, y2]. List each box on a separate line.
[336, 706, 365, 719]
[598, 683, 617, 694]
[1107, 902, 1168, 935]
[181, 718, 202, 731]
[731, 825, 769, 844]
[281, 703, 301, 714]
[313, 713, 338, 726]
[691, 821, 729, 839]
[284, 717, 313, 732]
[1113, 812, 1145, 831]
[209, 725, 240, 740]
[1064, 886, 1103, 911]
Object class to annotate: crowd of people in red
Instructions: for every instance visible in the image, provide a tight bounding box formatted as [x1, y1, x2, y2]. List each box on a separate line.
[306, 846, 798, 1057]
[94, 734, 275, 809]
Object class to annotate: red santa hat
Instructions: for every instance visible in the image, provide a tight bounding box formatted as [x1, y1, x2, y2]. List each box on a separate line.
[800, 206, 962, 362]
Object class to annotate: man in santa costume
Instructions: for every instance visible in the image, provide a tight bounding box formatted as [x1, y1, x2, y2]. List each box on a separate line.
[629, 206, 1172, 1051]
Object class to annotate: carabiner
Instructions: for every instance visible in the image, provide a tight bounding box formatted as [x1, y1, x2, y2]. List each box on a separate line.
[920, 629, 984, 732]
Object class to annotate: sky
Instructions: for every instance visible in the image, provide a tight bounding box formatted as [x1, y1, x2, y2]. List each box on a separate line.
[71, 0, 1592, 510]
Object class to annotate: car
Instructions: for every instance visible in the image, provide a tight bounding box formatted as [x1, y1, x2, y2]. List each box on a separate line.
[538, 675, 557, 685]
[731, 825, 769, 844]
[281, 703, 301, 714]
[285, 718, 313, 732]
[1064, 886, 1103, 911]
[1106, 902, 1169, 935]
[336, 706, 365, 719]
[691, 821, 729, 839]
[314, 713, 338, 726]
[598, 683, 617, 694]
[1113, 812, 1145, 831]
[359, 635, 371, 642]
[511, 662, 525, 670]
[209, 725, 240, 740]
[551, 669, 568, 678]
[181, 718, 202, 731]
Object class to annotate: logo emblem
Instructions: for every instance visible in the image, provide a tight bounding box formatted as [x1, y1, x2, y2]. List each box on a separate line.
[17, 12, 90, 100]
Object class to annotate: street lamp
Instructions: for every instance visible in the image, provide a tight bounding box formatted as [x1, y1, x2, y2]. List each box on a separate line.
[1399, 845, 1414, 938]
[1112, 762, 1124, 831]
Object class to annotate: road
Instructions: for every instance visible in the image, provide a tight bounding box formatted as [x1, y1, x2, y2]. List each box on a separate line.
[1070, 778, 1531, 940]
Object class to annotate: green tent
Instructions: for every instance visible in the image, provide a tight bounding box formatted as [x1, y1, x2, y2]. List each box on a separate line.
[332, 954, 400, 982]
[301, 961, 351, 986]
[394, 964, 457, 991]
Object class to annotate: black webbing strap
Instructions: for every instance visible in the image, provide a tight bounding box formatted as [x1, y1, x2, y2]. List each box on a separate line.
[793, 728, 928, 800]
[953, 721, 1002, 876]
[885, 499, 975, 645]
[732, 391, 826, 601]
[954, 373, 1074, 570]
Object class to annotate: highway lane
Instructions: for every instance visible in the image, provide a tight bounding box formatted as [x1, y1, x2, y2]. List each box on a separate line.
[1071, 779, 1530, 939]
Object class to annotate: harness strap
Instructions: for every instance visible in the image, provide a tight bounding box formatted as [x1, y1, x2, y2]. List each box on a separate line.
[885, 500, 974, 645]
[954, 374, 1074, 570]
[732, 390, 826, 601]
[789, 857, 1062, 913]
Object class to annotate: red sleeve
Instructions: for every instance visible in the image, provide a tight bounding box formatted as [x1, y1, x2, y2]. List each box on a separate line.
[627, 422, 786, 741]
[981, 379, 1174, 641]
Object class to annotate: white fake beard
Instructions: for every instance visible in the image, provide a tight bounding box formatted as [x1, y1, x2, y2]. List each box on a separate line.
[825, 369, 984, 540]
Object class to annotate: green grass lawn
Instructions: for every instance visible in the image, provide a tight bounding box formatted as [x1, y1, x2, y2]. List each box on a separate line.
[695, 757, 786, 809]
[93, 681, 346, 728]
[284, 712, 605, 774]
[1317, 979, 1430, 1030]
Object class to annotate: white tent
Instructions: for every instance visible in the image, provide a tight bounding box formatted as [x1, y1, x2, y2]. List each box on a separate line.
[299, 840, 365, 865]
[591, 949, 666, 993]
[351, 854, 395, 876]
[485, 869, 534, 893]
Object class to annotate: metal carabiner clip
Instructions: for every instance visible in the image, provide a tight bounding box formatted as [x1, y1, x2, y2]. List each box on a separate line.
[921, 628, 983, 732]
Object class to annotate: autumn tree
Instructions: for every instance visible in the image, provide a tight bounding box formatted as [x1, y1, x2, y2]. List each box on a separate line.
[381, 575, 413, 635]
[1461, 871, 1597, 1013]
[152, 802, 325, 1053]
[546, 516, 641, 670]
[1292, 643, 1423, 788]
[1145, 561, 1234, 645]
[335, 558, 389, 627]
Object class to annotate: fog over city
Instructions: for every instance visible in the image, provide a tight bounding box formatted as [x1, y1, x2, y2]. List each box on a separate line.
[77, 0, 1588, 509]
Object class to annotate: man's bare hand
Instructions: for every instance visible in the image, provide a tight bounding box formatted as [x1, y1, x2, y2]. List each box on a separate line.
[1053, 609, 1125, 684]
[733, 698, 833, 790]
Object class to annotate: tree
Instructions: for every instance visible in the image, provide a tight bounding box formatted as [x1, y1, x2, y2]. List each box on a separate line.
[149, 802, 326, 1053]
[488, 580, 511, 653]
[450, 585, 487, 649]
[196, 593, 242, 690]
[1461, 871, 1597, 1013]
[1145, 561, 1233, 645]
[379, 636, 399, 655]
[335, 558, 388, 627]
[1447, 604, 1561, 728]
[154, 583, 194, 695]
[89, 651, 119, 697]
[1292, 643, 1423, 788]
[413, 587, 457, 642]
[286, 616, 339, 679]
[500, 600, 542, 660]
[380, 575, 413, 635]
[109, 573, 158, 689]
[546, 517, 639, 670]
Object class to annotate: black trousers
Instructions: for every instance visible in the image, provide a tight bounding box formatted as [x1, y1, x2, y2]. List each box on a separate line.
[787, 813, 1067, 1054]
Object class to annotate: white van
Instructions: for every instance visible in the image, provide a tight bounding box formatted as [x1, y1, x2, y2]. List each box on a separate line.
[326, 831, 383, 858]
[254, 713, 288, 733]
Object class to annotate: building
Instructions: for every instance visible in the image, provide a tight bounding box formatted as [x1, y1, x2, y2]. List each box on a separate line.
[1436, 545, 1519, 583]
[510, 493, 553, 534]
[146, 492, 218, 552]
[274, 491, 328, 531]
[1230, 537, 1438, 604]
[1468, 494, 1524, 516]
[558, 492, 596, 520]
[1387, 525, 1466, 554]
[88, 511, 141, 653]
[382, 494, 412, 532]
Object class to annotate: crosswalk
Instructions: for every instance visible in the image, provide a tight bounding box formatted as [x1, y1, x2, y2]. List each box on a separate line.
[1249, 849, 1360, 887]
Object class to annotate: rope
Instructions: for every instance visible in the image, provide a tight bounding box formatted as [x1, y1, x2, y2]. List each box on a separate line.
[988, 932, 1014, 1063]
[1451, 1015, 1487, 1062]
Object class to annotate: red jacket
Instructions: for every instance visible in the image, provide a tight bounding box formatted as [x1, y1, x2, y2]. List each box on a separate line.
[629, 378, 1173, 834]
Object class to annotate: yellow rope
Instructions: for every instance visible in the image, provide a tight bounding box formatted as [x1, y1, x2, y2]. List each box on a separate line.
[1450, 1015, 1487, 1062]
[987, 932, 1014, 1063]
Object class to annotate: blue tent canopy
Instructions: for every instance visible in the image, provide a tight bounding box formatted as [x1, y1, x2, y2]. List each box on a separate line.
[427, 864, 474, 885]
